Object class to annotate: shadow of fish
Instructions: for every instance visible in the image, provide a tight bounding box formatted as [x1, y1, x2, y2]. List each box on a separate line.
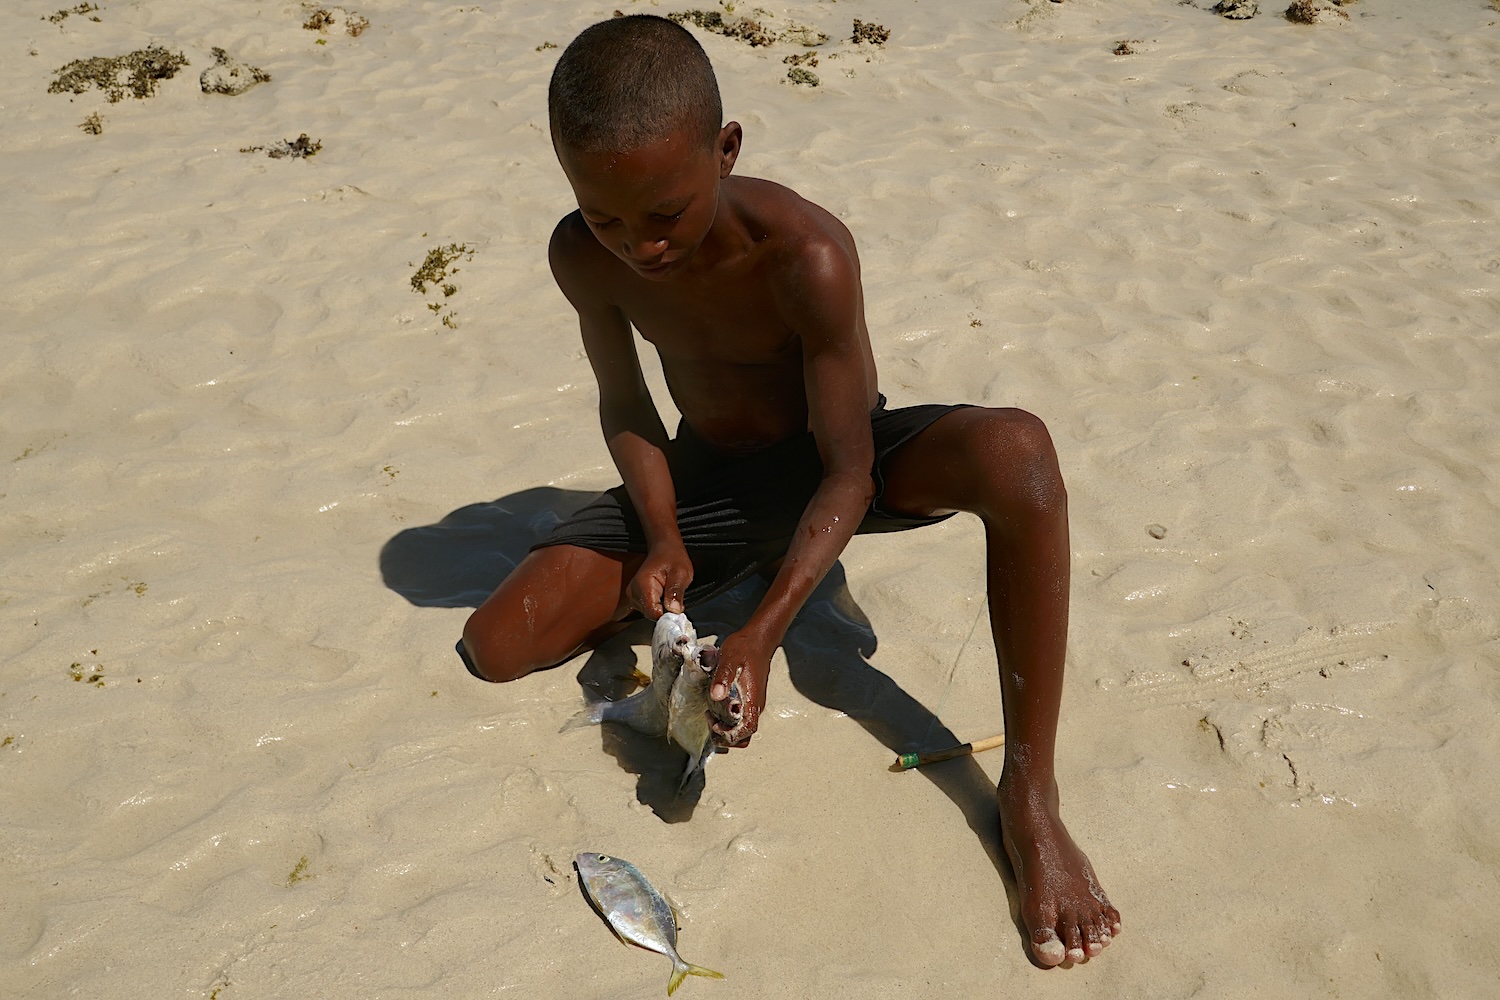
[575, 851, 724, 995]
[565, 612, 734, 792]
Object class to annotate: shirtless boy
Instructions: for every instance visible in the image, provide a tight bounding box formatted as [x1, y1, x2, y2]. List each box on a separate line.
[461, 14, 1120, 966]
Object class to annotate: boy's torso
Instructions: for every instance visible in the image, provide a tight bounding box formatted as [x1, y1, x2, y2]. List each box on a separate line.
[555, 176, 879, 455]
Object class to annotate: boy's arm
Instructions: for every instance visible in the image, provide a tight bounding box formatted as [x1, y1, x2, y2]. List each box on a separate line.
[711, 238, 875, 744]
[549, 216, 690, 616]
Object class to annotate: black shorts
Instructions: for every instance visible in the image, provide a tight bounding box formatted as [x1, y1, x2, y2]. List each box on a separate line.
[533, 396, 971, 607]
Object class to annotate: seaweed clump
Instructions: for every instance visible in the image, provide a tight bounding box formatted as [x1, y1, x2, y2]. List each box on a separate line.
[786, 67, 820, 87]
[669, 10, 828, 47]
[49, 46, 189, 103]
[669, 10, 776, 46]
[851, 19, 890, 46]
[411, 242, 477, 329]
[79, 111, 103, 134]
[303, 7, 370, 36]
[286, 856, 313, 885]
[240, 133, 323, 159]
[70, 662, 105, 687]
[45, 3, 101, 26]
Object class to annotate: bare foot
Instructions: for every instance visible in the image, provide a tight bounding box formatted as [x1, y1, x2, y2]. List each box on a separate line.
[998, 774, 1121, 967]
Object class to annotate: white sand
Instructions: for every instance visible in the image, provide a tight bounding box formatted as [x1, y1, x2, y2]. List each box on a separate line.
[3, 0, 1498, 996]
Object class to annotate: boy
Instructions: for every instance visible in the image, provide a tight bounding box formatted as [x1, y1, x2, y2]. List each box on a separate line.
[461, 15, 1119, 966]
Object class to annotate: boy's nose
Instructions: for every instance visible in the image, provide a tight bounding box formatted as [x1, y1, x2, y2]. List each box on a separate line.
[623, 236, 668, 260]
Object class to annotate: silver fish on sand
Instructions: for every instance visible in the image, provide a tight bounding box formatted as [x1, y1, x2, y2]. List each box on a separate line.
[575, 851, 724, 995]
[565, 612, 736, 791]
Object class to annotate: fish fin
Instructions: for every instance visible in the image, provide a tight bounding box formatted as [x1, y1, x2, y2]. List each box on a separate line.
[669, 960, 725, 992]
[676, 747, 712, 795]
[631, 667, 653, 688]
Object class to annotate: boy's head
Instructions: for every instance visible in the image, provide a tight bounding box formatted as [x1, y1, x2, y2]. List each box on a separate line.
[548, 15, 740, 280]
[548, 14, 722, 156]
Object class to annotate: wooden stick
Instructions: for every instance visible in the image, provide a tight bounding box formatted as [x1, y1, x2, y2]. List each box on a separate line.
[894, 733, 1005, 771]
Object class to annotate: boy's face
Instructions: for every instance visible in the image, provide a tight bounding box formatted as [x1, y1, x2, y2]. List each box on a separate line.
[558, 123, 740, 281]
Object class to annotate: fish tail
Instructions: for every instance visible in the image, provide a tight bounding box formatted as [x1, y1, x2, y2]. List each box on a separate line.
[562, 688, 668, 736]
[667, 959, 724, 994]
[558, 696, 607, 733]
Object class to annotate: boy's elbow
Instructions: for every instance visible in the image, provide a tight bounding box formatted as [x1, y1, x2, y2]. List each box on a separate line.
[826, 466, 876, 508]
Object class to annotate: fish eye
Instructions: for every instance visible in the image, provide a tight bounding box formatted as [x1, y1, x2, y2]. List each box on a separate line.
[597, 854, 609, 862]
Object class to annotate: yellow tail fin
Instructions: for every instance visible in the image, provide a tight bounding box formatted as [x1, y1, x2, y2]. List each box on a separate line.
[667, 961, 724, 995]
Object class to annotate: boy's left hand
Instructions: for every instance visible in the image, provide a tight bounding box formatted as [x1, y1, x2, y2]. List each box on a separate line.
[708, 631, 773, 748]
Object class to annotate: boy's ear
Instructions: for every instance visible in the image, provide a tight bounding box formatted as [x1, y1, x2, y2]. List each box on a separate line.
[716, 122, 743, 179]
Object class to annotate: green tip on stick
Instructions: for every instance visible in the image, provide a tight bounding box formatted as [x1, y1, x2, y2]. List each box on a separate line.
[893, 733, 1005, 770]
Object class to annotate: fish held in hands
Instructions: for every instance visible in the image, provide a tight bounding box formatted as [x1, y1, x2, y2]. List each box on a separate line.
[574, 851, 724, 995]
[562, 611, 692, 736]
[565, 612, 727, 791]
[668, 637, 720, 790]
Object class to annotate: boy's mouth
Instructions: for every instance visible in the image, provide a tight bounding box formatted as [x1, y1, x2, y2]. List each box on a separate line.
[632, 256, 679, 277]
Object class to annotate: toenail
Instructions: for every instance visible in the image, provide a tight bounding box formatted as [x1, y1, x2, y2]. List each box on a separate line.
[1033, 937, 1066, 965]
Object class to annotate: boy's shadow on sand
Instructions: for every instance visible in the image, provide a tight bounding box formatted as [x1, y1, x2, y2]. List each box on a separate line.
[381, 487, 1021, 930]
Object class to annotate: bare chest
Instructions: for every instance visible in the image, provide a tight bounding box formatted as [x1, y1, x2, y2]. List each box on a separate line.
[617, 281, 797, 367]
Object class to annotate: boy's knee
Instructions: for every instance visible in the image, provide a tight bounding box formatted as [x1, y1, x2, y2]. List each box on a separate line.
[461, 615, 535, 683]
[968, 408, 1066, 515]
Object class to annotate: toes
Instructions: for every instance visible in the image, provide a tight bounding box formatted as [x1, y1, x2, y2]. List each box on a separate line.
[1083, 920, 1103, 958]
[1106, 906, 1123, 937]
[1061, 915, 1086, 964]
[1031, 928, 1066, 967]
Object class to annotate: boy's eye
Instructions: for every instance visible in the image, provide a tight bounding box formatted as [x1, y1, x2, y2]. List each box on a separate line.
[653, 210, 685, 222]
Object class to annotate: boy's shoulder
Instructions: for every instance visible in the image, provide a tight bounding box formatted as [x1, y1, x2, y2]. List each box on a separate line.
[727, 175, 859, 260]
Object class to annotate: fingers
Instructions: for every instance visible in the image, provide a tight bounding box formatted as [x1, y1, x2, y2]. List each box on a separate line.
[711, 717, 754, 748]
[710, 688, 753, 746]
[633, 556, 691, 620]
[663, 568, 689, 615]
[709, 661, 734, 702]
[631, 579, 664, 620]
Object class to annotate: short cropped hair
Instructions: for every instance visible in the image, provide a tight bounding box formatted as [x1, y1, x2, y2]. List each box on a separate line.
[548, 15, 722, 154]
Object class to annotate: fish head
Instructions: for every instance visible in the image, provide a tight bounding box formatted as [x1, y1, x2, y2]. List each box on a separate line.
[574, 851, 628, 884]
[671, 642, 717, 710]
[651, 612, 697, 679]
[688, 639, 718, 679]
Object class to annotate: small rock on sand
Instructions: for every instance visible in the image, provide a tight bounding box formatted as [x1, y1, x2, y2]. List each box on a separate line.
[1285, 0, 1351, 23]
[199, 47, 270, 95]
[1213, 0, 1259, 18]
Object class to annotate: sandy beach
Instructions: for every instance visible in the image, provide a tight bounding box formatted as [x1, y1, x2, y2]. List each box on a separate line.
[3, 0, 1498, 996]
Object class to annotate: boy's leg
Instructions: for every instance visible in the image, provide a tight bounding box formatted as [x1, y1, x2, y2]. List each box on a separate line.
[461, 544, 644, 682]
[878, 406, 1121, 967]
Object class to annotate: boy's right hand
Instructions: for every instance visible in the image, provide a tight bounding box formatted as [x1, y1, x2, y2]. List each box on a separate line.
[628, 543, 693, 619]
